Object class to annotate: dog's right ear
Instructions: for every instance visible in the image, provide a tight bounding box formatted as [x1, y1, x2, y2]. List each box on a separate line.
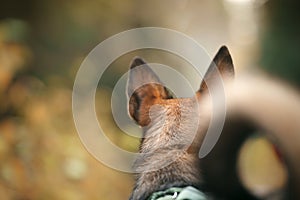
[198, 46, 234, 93]
[127, 57, 172, 126]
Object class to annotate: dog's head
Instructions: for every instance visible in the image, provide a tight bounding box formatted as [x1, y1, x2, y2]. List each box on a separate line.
[126, 46, 234, 152]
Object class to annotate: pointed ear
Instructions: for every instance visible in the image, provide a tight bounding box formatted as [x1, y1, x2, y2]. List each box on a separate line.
[127, 57, 172, 126]
[199, 46, 234, 93]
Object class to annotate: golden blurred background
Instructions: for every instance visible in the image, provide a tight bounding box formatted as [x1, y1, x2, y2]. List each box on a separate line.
[0, 0, 299, 199]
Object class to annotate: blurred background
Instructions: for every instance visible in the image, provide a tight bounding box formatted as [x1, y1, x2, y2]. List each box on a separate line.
[0, 0, 299, 199]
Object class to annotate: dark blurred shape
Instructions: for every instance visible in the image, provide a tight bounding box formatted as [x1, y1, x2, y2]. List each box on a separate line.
[202, 75, 300, 200]
[0, 0, 34, 20]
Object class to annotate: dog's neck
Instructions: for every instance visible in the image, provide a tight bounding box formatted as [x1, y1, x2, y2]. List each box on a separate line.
[129, 98, 207, 200]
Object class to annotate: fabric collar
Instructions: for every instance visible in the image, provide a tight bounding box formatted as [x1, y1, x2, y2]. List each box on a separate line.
[148, 186, 207, 200]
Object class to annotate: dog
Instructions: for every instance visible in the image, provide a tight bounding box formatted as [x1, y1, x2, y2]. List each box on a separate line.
[126, 46, 240, 200]
[126, 46, 300, 200]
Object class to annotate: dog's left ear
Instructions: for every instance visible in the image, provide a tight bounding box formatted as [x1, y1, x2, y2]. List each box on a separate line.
[127, 57, 172, 126]
[198, 46, 234, 93]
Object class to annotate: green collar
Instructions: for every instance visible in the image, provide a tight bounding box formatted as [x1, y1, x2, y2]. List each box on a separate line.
[148, 186, 207, 200]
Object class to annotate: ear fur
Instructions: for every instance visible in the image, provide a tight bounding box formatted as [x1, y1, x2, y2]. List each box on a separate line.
[199, 46, 234, 93]
[127, 57, 172, 126]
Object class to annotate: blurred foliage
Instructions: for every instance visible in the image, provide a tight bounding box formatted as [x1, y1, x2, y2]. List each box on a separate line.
[0, 22, 132, 200]
[0, 0, 298, 199]
[0, 1, 144, 199]
[260, 0, 300, 87]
